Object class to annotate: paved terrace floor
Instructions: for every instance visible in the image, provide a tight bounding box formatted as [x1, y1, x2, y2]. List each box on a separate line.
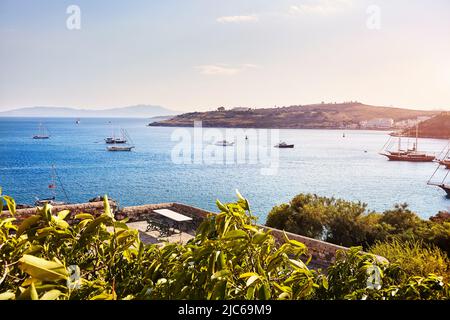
[126, 221, 195, 246]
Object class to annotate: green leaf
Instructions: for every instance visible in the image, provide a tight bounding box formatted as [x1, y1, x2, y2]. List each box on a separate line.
[19, 255, 68, 282]
[16, 215, 41, 237]
[223, 229, 249, 240]
[75, 213, 94, 220]
[288, 259, 308, 270]
[210, 280, 227, 300]
[3, 195, 16, 216]
[103, 195, 113, 218]
[216, 199, 229, 213]
[57, 210, 70, 220]
[240, 272, 259, 279]
[211, 270, 231, 280]
[246, 275, 260, 287]
[258, 283, 271, 300]
[252, 232, 268, 244]
[236, 189, 245, 202]
[30, 282, 39, 300]
[0, 292, 15, 300]
[40, 290, 63, 300]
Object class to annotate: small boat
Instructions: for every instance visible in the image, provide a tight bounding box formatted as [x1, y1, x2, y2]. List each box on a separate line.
[105, 137, 127, 144]
[439, 159, 450, 169]
[428, 157, 450, 197]
[105, 126, 128, 144]
[35, 165, 69, 206]
[35, 197, 67, 207]
[75, 118, 81, 124]
[33, 123, 50, 139]
[107, 146, 135, 152]
[438, 184, 450, 197]
[215, 140, 235, 146]
[274, 142, 294, 148]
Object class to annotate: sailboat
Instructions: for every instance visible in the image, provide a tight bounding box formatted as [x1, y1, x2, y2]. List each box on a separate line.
[33, 123, 50, 139]
[107, 129, 135, 151]
[379, 122, 435, 162]
[35, 165, 69, 206]
[105, 127, 127, 144]
[436, 140, 450, 169]
[428, 161, 450, 198]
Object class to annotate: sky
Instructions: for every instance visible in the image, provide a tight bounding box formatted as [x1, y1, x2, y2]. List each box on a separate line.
[0, 0, 450, 112]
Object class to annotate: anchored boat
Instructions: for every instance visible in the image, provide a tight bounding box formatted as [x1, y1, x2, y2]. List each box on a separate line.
[380, 122, 435, 162]
[35, 165, 69, 206]
[274, 141, 294, 148]
[107, 129, 135, 151]
[105, 126, 128, 144]
[428, 157, 450, 198]
[33, 123, 50, 139]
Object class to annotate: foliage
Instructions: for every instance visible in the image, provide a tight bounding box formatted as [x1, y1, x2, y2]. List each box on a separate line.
[315, 247, 450, 300]
[1, 190, 449, 300]
[369, 239, 450, 281]
[265, 193, 450, 256]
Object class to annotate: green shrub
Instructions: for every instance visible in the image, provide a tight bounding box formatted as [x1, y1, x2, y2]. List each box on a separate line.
[1, 189, 449, 300]
[265, 193, 450, 257]
[369, 239, 450, 281]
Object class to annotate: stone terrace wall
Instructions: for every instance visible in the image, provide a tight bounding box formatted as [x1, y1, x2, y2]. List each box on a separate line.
[0, 201, 118, 223]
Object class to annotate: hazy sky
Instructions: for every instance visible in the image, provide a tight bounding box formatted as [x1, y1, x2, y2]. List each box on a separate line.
[1, 0, 449, 111]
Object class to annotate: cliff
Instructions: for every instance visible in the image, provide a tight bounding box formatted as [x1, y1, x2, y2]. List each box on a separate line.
[402, 112, 450, 139]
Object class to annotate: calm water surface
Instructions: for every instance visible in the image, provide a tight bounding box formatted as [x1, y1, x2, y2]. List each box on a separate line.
[0, 117, 448, 222]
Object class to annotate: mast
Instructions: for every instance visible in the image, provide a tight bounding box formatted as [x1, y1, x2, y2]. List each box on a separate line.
[415, 121, 419, 152]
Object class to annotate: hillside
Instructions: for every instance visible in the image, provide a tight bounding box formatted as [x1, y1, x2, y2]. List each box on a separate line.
[0, 105, 180, 118]
[148, 102, 438, 129]
[402, 112, 450, 139]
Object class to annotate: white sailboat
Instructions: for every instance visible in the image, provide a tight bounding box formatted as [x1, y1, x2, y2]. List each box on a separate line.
[33, 123, 50, 139]
[107, 129, 135, 151]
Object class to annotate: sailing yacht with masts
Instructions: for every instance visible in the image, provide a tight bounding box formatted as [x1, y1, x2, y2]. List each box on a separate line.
[33, 123, 50, 139]
[35, 165, 69, 206]
[379, 122, 435, 162]
[436, 140, 450, 169]
[107, 129, 135, 151]
[105, 127, 128, 144]
[428, 161, 450, 198]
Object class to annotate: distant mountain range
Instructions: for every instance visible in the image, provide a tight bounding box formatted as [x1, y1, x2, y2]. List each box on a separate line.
[0, 105, 180, 118]
[148, 102, 440, 129]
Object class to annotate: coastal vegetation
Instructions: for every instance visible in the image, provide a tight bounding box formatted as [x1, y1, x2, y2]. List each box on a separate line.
[265, 194, 450, 271]
[148, 102, 436, 129]
[1, 189, 449, 300]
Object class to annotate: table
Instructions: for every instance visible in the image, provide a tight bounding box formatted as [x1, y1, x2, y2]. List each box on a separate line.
[153, 209, 193, 234]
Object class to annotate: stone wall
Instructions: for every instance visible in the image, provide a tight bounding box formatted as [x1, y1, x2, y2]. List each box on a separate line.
[0, 201, 118, 223]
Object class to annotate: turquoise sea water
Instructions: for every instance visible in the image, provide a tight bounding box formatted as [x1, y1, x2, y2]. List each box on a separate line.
[0, 117, 448, 222]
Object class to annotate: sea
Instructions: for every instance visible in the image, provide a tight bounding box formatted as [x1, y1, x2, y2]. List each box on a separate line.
[0, 117, 448, 223]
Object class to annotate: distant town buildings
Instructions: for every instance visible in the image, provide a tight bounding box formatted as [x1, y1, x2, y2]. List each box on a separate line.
[358, 116, 434, 129]
[360, 118, 394, 129]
